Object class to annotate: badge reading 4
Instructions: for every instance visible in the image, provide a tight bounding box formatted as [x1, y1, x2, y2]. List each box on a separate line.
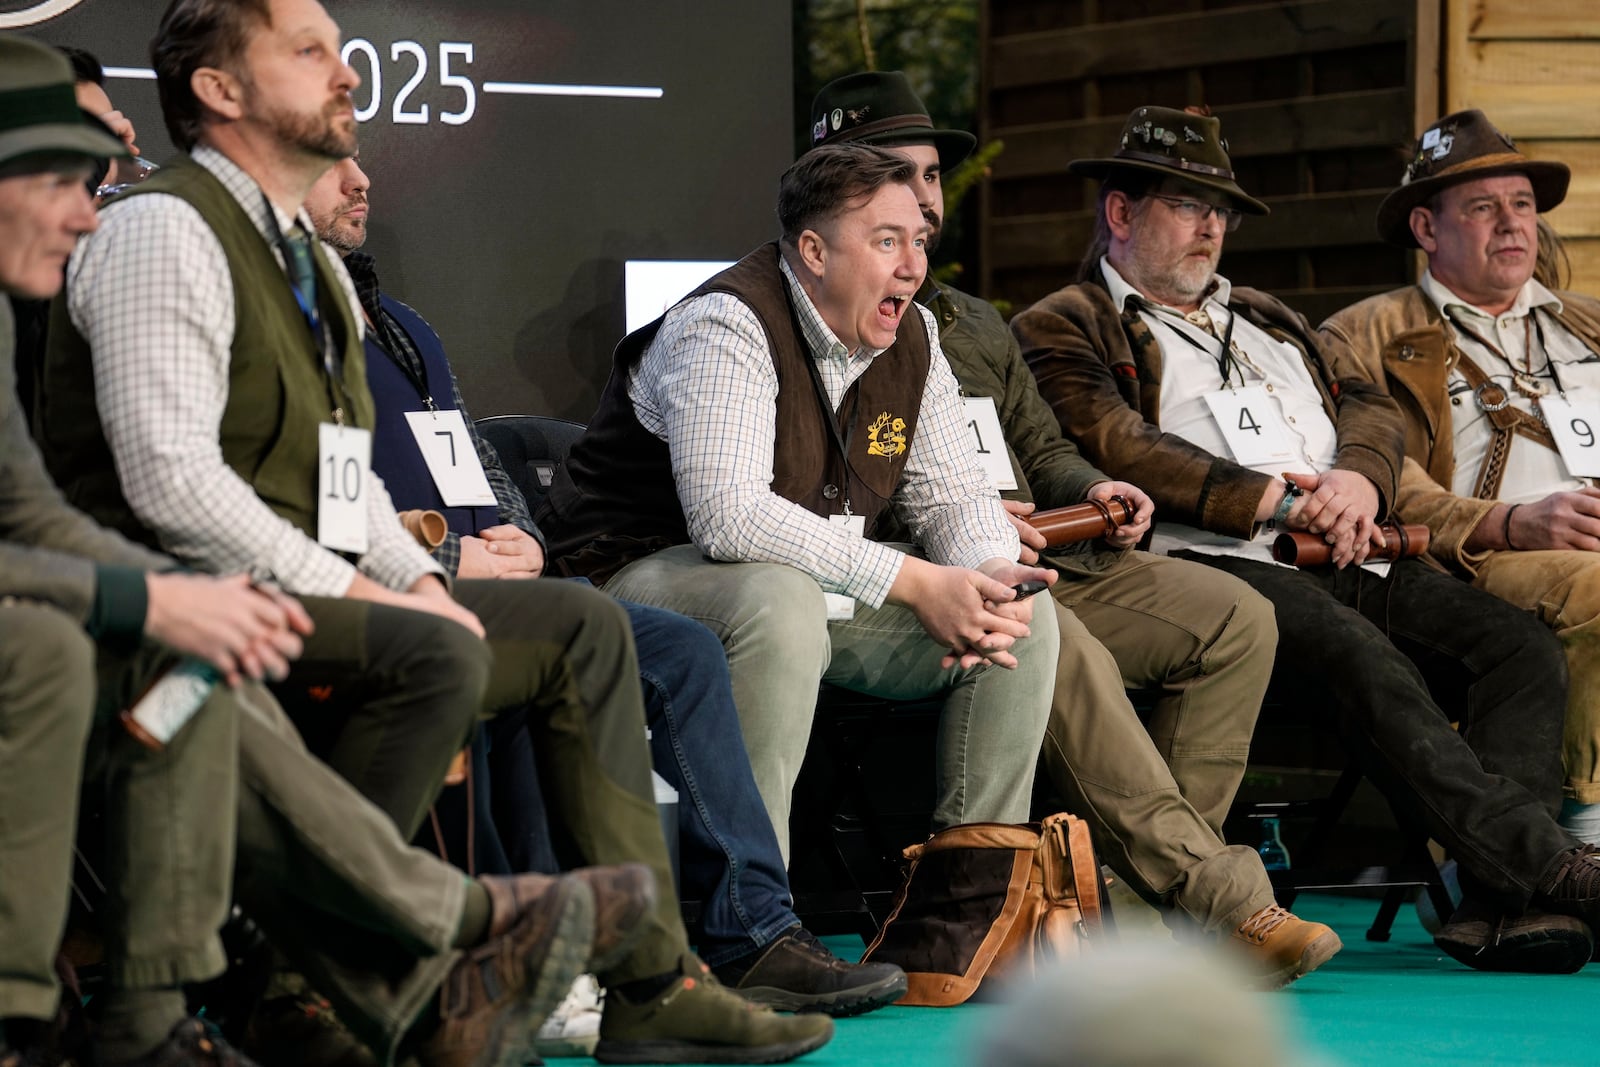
[1203, 385, 1297, 467]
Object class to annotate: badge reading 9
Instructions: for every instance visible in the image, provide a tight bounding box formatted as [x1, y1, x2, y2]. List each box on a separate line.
[341, 39, 477, 126]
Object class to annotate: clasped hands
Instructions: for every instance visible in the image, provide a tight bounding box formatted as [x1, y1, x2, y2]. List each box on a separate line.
[1271, 469, 1384, 569]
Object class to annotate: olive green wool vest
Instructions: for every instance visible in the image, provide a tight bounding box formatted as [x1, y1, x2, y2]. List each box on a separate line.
[42, 156, 370, 548]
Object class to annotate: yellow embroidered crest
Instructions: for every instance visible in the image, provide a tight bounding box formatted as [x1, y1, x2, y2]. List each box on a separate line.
[866, 411, 908, 458]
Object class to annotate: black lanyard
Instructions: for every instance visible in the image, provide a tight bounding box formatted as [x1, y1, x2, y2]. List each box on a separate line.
[1145, 299, 1242, 387]
[801, 349, 858, 514]
[1447, 308, 1563, 398]
[368, 309, 437, 411]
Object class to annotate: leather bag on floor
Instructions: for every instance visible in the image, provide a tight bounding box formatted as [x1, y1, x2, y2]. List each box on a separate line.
[861, 812, 1112, 1006]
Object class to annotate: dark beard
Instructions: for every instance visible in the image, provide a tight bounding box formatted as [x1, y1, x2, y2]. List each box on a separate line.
[922, 208, 942, 257]
[258, 92, 357, 161]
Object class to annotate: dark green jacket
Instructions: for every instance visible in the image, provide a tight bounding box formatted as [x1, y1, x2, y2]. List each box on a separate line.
[1, 297, 167, 644]
[890, 279, 1123, 577]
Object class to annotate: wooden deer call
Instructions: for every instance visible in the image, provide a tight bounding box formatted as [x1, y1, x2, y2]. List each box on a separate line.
[1026, 496, 1135, 547]
[1271, 523, 1431, 567]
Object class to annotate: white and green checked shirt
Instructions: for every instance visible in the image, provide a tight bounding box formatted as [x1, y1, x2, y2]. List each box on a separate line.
[625, 254, 1017, 608]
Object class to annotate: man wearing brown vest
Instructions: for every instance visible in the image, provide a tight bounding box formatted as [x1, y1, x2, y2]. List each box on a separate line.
[540, 145, 1060, 864]
[801, 72, 1340, 988]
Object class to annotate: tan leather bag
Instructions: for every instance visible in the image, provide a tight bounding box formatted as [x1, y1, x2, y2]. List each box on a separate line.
[861, 812, 1112, 1006]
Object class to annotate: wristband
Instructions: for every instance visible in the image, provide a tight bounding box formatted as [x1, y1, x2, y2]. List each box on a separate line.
[1271, 482, 1301, 527]
[1503, 503, 1523, 551]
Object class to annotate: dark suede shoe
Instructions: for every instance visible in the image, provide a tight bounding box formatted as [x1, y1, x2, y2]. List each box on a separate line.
[242, 990, 377, 1067]
[595, 955, 832, 1065]
[413, 873, 595, 1067]
[482, 863, 654, 976]
[100, 1018, 260, 1067]
[1536, 844, 1600, 926]
[1434, 896, 1593, 973]
[713, 927, 906, 1017]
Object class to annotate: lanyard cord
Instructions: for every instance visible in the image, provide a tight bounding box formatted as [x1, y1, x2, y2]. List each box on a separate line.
[801, 351, 858, 514]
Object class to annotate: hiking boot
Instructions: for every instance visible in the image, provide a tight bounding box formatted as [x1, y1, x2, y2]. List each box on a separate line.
[242, 989, 377, 1067]
[534, 974, 603, 1058]
[1536, 844, 1600, 931]
[712, 927, 906, 1017]
[100, 1018, 260, 1067]
[1434, 896, 1592, 974]
[594, 955, 833, 1065]
[412, 872, 594, 1067]
[1226, 904, 1342, 990]
[483, 863, 654, 975]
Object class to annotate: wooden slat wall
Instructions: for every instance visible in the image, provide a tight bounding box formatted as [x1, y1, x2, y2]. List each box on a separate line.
[979, 0, 1434, 326]
[1447, 0, 1600, 290]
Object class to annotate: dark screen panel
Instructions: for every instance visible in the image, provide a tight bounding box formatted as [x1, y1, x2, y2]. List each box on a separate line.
[13, 0, 792, 420]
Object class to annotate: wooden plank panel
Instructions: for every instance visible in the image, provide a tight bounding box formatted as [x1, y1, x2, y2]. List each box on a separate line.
[988, 0, 1406, 90]
[992, 89, 1412, 181]
[989, 191, 1391, 271]
[1453, 41, 1600, 86]
[1449, 86, 1600, 139]
[1459, 1, 1600, 41]
[1566, 239, 1600, 293]
[1524, 143, 1600, 239]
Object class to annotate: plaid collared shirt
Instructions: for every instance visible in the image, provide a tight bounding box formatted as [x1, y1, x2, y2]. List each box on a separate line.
[66, 145, 443, 595]
[625, 253, 1017, 607]
[345, 251, 544, 576]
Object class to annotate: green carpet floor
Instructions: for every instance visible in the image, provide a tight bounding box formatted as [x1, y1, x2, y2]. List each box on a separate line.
[572, 893, 1600, 1065]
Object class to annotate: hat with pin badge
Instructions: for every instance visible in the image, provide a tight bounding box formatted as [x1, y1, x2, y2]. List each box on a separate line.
[1376, 109, 1569, 247]
[1068, 105, 1268, 215]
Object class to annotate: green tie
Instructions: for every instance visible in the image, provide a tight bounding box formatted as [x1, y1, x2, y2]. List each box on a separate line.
[282, 223, 318, 315]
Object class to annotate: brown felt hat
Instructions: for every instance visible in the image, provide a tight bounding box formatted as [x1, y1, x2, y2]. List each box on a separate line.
[1376, 109, 1570, 247]
[808, 71, 975, 173]
[1068, 105, 1268, 216]
[0, 35, 127, 171]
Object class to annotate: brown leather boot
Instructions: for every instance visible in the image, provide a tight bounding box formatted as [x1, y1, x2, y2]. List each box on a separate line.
[482, 863, 655, 975]
[1226, 904, 1342, 990]
[1434, 896, 1592, 973]
[413, 873, 594, 1067]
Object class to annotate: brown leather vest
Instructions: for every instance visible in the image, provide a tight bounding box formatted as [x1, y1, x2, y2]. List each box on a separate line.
[541, 242, 930, 584]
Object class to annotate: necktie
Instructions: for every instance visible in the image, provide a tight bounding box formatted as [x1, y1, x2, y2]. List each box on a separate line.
[281, 223, 318, 322]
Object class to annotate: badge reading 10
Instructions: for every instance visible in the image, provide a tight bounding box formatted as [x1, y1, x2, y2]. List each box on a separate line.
[1203, 385, 1298, 467]
[318, 422, 372, 554]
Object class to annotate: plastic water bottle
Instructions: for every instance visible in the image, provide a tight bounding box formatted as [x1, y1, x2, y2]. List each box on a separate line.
[1258, 816, 1291, 870]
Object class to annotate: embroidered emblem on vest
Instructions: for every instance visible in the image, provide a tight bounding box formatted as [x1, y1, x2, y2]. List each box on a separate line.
[866, 411, 908, 457]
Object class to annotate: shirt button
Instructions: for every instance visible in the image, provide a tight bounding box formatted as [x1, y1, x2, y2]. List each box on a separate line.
[1452, 397, 1462, 406]
[1288, 416, 1296, 424]
[1265, 384, 1274, 393]
[822, 484, 840, 500]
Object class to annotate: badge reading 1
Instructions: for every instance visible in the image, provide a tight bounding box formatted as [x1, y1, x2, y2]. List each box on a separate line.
[962, 396, 1017, 490]
[825, 513, 865, 620]
[1203, 385, 1297, 467]
[1539, 395, 1600, 477]
[404, 409, 498, 506]
[318, 422, 372, 554]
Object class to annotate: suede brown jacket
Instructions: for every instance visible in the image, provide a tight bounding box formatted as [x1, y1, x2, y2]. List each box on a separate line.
[1010, 269, 1403, 540]
[1320, 284, 1600, 576]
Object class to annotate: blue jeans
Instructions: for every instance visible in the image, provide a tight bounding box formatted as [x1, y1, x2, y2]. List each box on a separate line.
[424, 596, 799, 966]
[624, 599, 800, 966]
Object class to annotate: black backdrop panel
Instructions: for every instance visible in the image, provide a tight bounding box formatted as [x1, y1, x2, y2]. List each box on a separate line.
[13, 0, 792, 420]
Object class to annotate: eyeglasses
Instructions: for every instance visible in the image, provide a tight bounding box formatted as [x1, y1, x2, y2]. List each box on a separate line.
[1149, 194, 1243, 233]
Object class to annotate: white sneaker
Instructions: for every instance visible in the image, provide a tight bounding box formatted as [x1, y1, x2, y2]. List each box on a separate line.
[534, 973, 603, 1058]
